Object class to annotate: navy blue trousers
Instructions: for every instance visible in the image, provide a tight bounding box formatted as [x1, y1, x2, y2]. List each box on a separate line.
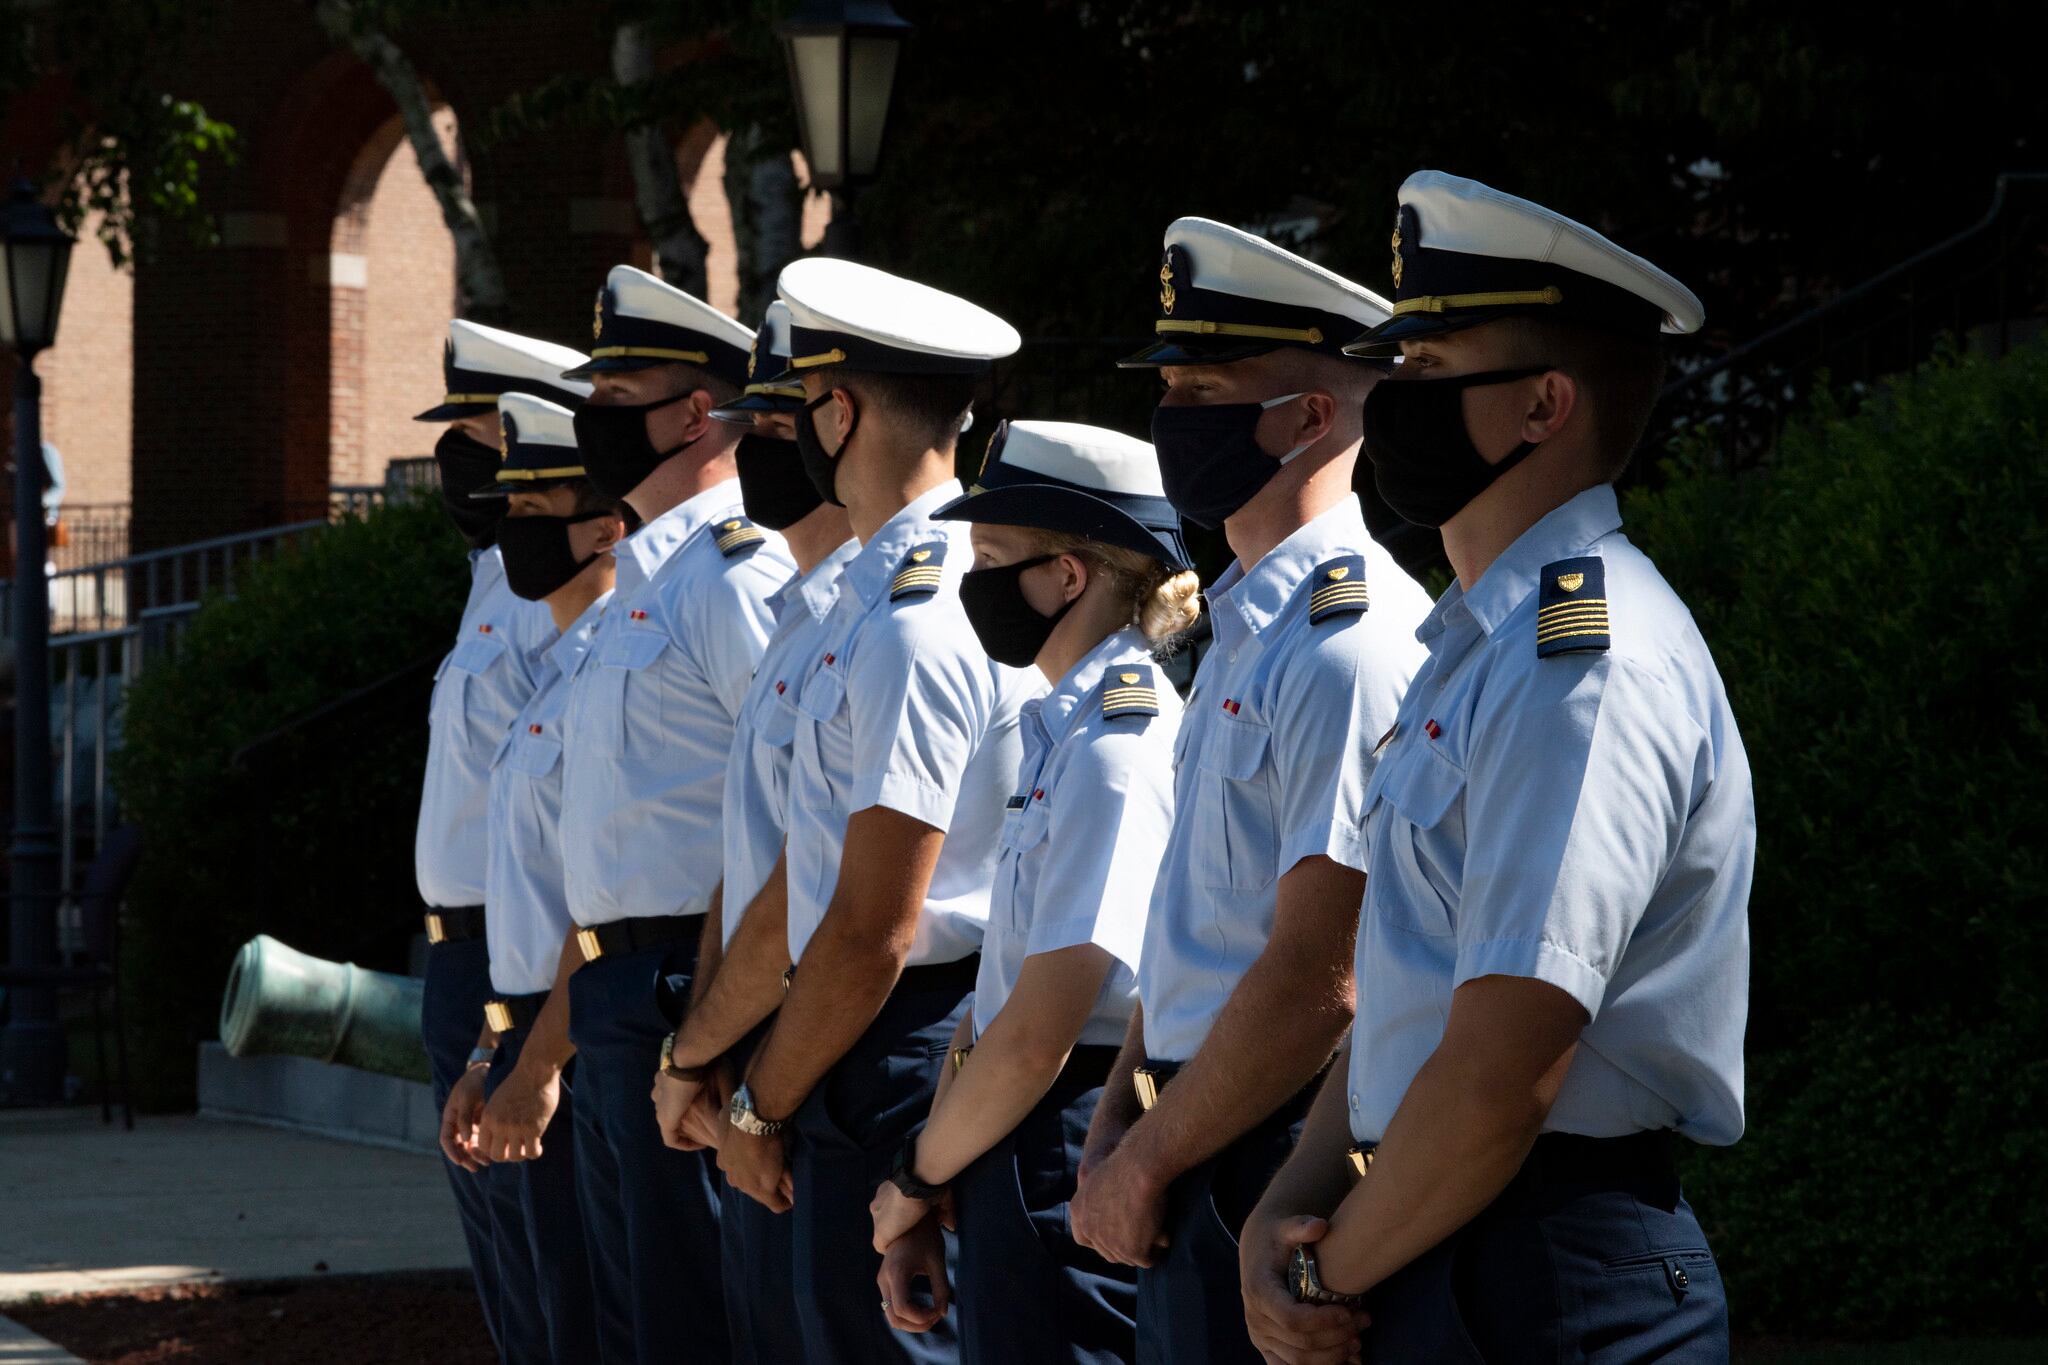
[955, 1043, 1135, 1365]
[1136, 1091, 1311, 1365]
[789, 954, 978, 1365]
[1360, 1137, 1728, 1364]
[420, 931, 511, 1357]
[567, 936, 730, 1365]
[720, 1018, 806, 1365]
[484, 997, 600, 1364]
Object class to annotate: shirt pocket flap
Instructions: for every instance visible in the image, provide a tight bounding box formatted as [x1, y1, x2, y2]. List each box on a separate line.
[999, 800, 1052, 852]
[1199, 714, 1271, 781]
[751, 686, 801, 747]
[502, 733, 563, 777]
[602, 628, 670, 670]
[446, 635, 505, 675]
[1380, 744, 1466, 831]
[797, 662, 846, 722]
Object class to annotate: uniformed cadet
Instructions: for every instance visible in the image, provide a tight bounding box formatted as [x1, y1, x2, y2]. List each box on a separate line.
[686, 257, 1039, 1364]
[449, 394, 619, 1363]
[1239, 171, 1750, 1365]
[649, 299, 858, 1365]
[551, 265, 795, 1364]
[414, 319, 591, 1354]
[864, 420, 1199, 1364]
[1066, 219, 1434, 1365]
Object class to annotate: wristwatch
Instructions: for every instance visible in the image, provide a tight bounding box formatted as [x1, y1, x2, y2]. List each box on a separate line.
[888, 1132, 947, 1202]
[658, 1031, 705, 1084]
[727, 1083, 785, 1137]
[465, 1046, 497, 1072]
[1290, 1244, 1368, 1307]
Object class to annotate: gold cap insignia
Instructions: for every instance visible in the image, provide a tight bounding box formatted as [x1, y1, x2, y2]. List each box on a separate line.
[1390, 215, 1404, 289]
[592, 289, 605, 340]
[1556, 572, 1585, 593]
[910, 549, 931, 563]
[498, 424, 510, 459]
[1327, 565, 1350, 581]
[1159, 260, 1176, 316]
[747, 348, 758, 378]
[1119, 671, 1139, 684]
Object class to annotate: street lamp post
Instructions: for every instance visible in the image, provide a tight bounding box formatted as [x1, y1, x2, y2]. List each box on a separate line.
[0, 177, 75, 1105]
[778, 0, 913, 258]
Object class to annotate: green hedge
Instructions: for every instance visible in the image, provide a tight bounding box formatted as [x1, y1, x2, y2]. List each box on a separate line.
[1627, 340, 2048, 1334]
[115, 498, 469, 1107]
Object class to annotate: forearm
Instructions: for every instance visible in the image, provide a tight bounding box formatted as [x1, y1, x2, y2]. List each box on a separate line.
[1250, 1045, 1357, 1224]
[1122, 938, 1351, 1181]
[916, 1013, 1070, 1186]
[688, 895, 725, 1013]
[1315, 1046, 1547, 1295]
[513, 928, 583, 1076]
[1087, 1006, 1147, 1144]
[928, 1008, 975, 1112]
[745, 912, 910, 1119]
[672, 863, 791, 1068]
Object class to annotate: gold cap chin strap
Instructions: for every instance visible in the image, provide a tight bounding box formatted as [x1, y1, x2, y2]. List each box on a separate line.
[1390, 286, 1564, 317]
[1154, 318, 1325, 344]
[590, 346, 711, 363]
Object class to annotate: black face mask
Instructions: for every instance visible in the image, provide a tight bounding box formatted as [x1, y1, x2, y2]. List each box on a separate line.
[573, 393, 696, 500]
[793, 391, 857, 508]
[734, 432, 823, 531]
[1149, 392, 1309, 529]
[434, 429, 506, 550]
[497, 510, 610, 602]
[1362, 368, 1548, 528]
[960, 554, 1076, 668]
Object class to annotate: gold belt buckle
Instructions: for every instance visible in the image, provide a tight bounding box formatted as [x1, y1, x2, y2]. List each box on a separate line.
[576, 926, 604, 962]
[423, 912, 446, 945]
[484, 1000, 515, 1034]
[1346, 1143, 1375, 1178]
[1133, 1068, 1161, 1112]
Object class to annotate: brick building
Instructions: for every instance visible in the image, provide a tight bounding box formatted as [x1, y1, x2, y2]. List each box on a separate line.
[2, 2, 822, 565]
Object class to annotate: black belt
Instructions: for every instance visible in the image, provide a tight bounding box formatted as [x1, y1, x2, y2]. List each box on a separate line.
[484, 991, 548, 1034]
[1345, 1129, 1678, 1187]
[1133, 1057, 1181, 1111]
[785, 953, 980, 994]
[573, 913, 701, 963]
[424, 906, 486, 944]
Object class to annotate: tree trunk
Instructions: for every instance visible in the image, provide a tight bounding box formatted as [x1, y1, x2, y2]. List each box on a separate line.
[724, 122, 803, 324]
[612, 21, 709, 297]
[314, 0, 508, 322]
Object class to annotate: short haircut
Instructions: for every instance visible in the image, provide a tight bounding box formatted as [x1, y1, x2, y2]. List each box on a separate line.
[647, 360, 741, 407]
[811, 365, 977, 450]
[1495, 317, 1669, 480]
[566, 478, 628, 521]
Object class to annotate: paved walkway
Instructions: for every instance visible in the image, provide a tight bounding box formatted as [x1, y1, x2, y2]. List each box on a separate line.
[0, 1107, 467, 1305]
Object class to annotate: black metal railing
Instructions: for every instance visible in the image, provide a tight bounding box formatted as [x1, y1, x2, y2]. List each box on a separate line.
[51, 503, 131, 572]
[1650, 172, 2048, 473]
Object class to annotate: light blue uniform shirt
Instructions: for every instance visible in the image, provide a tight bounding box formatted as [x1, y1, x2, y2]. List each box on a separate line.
[1346, 485, 1752, 1146]
[416, 546, 556, 909]
[558, 481, 794, 927]
[974, 629, 1180, 1048]
[1138, 498, 1433, 1063]
[784, 480, 1044, 966]
[720, 538, 861, 952]
[485, 593, 609, 995]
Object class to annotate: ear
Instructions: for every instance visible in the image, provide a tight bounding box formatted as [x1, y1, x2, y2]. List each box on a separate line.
[827, 386, 858, 449]
[1523, 371, 1579, 443]
[591, 513, 627, 554]
[1055, 551, 1090, 605]
[679, 387, 717, 440]
[1293, 390, 1338, 447]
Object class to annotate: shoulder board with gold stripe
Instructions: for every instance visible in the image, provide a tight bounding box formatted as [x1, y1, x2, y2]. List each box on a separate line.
[890, 540, 947, 601]
[1306, 554, 1369, 624]
[1101, 664, 1160, 721]
[713, 515, 766, 558]
[1536, 555, 1609, 657]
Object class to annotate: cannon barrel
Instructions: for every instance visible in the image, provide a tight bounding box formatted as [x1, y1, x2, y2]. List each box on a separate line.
[219, 935, 430, 1082]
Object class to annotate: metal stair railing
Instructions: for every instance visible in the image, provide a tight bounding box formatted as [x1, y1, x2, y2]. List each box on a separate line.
[1651, 171, 2048, 474]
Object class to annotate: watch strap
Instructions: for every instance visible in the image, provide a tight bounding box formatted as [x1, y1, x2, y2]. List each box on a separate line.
[888, 1132, 947, 1202]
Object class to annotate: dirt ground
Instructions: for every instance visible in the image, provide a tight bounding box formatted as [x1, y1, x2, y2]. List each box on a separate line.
[7, 1271, 496, 1365]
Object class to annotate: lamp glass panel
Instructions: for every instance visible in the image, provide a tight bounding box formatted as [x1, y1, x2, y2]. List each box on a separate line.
[0, 251, 18, 347]
[791, 34, 845, 182]
[847, 36, 902, 177]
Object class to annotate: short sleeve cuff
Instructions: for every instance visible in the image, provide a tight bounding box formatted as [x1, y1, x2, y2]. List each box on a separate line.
[854, 770, 958, 833]
[1024, 913, 1138, 969]
[1454, 936, 1608, 1020]
[1280, 818, 1367, 877]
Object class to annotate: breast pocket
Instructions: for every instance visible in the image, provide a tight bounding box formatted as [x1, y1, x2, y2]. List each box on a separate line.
[1371, 743, 1467, 936]
[431, 635, 508, 749]
[1193, 714, 1277, 890]
[793, 659, 850, 808]
[594, 628, 672, 757]
[995, 799, 1051, 931]
[501, 732, 563, 779]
